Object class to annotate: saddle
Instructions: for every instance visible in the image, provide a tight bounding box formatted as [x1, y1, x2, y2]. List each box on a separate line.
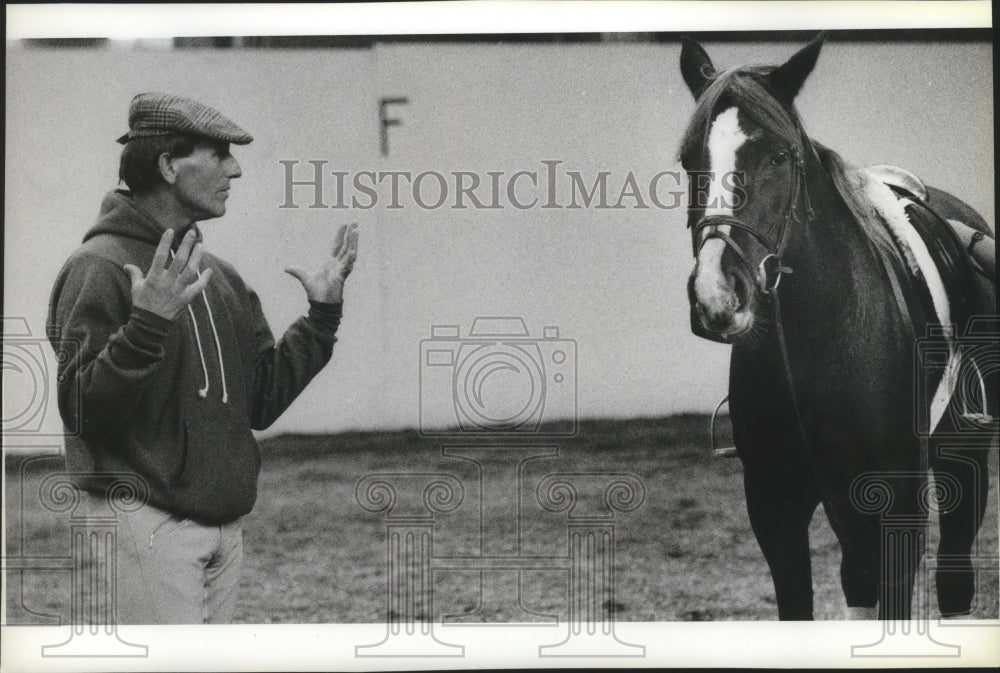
[867, 165, 997, 432]
[866, 164, 994, 333]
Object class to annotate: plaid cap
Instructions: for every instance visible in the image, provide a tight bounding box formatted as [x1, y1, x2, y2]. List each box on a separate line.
[116, 92, 253, 145]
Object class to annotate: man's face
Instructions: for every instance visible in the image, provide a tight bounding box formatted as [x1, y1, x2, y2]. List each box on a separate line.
[171, 140, 242, 221]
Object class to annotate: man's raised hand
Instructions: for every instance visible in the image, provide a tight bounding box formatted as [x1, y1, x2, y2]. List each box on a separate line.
[284, 222, 359, 304]
[124, 228, 213, 320]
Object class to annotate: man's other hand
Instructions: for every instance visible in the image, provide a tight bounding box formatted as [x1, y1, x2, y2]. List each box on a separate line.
[285, 222, 359, 304]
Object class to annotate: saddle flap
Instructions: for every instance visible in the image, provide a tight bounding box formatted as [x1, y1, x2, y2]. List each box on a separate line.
[897, 194, 981, 333]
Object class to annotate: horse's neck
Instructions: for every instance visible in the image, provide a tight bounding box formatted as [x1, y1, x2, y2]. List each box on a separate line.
[779, 160, 891, 339]
[754, 156, 918, 426]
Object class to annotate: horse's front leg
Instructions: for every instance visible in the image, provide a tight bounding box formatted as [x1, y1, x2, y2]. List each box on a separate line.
[743, 460, 821, 620]
[830, 474, 927, 621]
[837, 542, 878, 618]
[839, 515, 920, 621]
[731, 345, 821, 619]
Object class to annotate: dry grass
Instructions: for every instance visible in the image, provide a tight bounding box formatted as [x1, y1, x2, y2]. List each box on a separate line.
[5, 415, 997, 623]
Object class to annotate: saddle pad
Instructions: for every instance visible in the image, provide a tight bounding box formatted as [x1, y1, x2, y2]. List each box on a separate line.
[900, 195, 982, 333]
[862, 172, 983, 433]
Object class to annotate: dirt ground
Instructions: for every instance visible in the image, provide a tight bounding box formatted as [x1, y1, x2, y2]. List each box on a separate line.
[5, 415, 998, 623]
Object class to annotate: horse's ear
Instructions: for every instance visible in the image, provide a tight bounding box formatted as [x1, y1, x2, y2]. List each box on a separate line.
[680, 37, 715, 99]
[767, 32, 826, 103]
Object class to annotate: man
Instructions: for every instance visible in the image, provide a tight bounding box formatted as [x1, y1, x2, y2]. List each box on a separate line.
[47, 92, 358, 624]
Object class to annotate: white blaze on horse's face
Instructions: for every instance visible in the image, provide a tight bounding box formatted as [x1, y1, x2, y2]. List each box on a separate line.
[692, 106, 753, 336]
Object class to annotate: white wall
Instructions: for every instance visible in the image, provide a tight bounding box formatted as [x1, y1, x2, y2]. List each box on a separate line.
[4, 39, 993, 437]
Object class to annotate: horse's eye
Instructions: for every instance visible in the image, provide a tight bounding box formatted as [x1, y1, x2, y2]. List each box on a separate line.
[770, 151, 789, 167]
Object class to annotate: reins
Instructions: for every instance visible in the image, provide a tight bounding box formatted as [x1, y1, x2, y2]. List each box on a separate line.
[693, 126, 816, 460]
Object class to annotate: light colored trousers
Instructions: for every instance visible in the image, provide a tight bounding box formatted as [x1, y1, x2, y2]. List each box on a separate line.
[82, 491, 243, 624]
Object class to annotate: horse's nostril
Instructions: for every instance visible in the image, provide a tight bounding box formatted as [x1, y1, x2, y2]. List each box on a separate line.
[696, 301, 729, 331]
[703, 310, 731, 333]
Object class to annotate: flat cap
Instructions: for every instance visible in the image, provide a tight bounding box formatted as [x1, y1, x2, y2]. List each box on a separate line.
[116, 92, 253, 145]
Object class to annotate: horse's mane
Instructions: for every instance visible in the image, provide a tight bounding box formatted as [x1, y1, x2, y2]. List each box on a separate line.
[812, 143, 899, 260]
[679, 66, 900, 265]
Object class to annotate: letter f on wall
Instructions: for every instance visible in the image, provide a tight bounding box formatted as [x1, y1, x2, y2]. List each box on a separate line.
[379, 97, 409, 157]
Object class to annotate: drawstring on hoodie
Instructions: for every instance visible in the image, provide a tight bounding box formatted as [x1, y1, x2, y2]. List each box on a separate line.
[170, 250, 228, 404]
[201, 290, 229, 403]
[185, 304, 211, 398]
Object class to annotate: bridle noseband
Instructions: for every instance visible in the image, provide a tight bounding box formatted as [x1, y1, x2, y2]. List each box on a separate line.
[690, 133, 815, 295]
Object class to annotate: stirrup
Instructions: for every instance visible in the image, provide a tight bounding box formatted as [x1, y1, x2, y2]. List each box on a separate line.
[711, 396, 738, 458]
[958, 358, 996, 427]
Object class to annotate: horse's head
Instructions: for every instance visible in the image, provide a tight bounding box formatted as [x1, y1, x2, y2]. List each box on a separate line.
[680, 35, 825, 342]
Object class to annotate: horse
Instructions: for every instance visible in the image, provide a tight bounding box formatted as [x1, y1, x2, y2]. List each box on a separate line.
[678, 34, 997, 620]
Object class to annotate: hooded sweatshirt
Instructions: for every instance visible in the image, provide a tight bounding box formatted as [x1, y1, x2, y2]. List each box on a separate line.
[48, 190, 342, 523]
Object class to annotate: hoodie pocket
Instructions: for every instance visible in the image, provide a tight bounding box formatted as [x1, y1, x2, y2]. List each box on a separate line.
[126, 417, 187, 491]
[172, 414, 261, 521]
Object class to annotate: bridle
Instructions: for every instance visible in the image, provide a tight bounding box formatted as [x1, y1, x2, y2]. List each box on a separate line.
[688, 112, 816, 296]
